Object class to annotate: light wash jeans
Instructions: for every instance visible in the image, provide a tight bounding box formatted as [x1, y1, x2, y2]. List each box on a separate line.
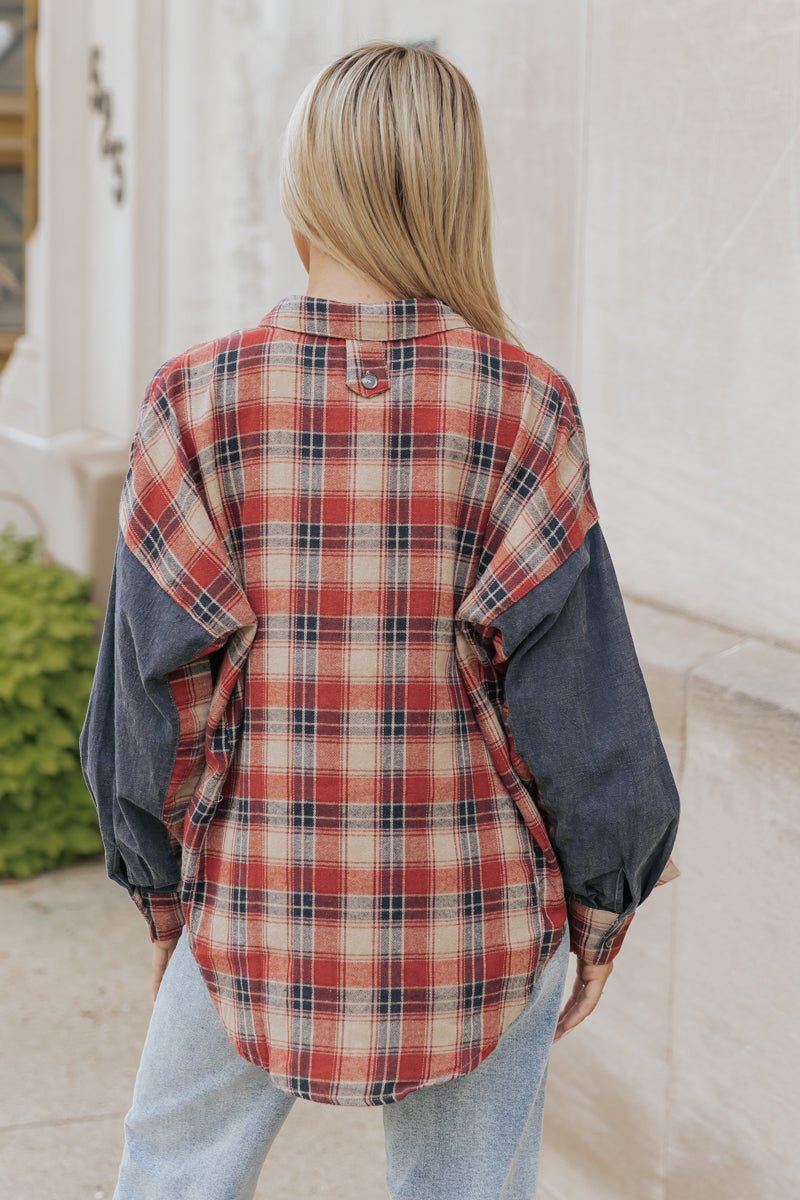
[114, 924, 570, 1200]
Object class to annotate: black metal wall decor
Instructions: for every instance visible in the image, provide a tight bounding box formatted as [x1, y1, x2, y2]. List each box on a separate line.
[87, 45, 126, 205]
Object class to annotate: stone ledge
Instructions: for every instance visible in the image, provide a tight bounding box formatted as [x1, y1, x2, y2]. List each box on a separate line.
[624, 593, 800, 747]
[623, 595, 749, 776]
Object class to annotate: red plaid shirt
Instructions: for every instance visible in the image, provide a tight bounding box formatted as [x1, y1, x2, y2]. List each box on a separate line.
[80, 293, 680, 1105]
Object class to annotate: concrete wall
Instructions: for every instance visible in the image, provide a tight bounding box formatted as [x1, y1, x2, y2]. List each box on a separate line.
[579, 1, 800, 653]
[539, 599, 800, 1199]
[0, 1, 797, 1194]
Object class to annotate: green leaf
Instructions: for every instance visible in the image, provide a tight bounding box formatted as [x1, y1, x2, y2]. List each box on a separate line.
[0, 527, 105, 881]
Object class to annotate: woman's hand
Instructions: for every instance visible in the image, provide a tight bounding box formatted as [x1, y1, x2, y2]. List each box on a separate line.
[151, 933, 182, 1003]
[553, 957, 614, 1041]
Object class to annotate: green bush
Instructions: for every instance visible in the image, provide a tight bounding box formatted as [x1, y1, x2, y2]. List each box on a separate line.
[0, 523, 104, 878]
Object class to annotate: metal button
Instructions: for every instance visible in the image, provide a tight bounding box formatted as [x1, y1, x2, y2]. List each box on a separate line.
[360, 371, 378, 389]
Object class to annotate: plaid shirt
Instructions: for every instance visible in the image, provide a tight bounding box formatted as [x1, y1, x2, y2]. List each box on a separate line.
[79, 293, 680, 1106]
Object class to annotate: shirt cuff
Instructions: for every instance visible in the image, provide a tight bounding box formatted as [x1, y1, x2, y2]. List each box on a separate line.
[567, 855, 681, 964]
[131, 884, 185, 943]
[567, 895, 636, 963]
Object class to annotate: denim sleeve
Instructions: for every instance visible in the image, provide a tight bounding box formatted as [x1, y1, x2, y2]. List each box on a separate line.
[79, 364, 259, 942]
[79, 531, 225, 940]
[491, 520, 681, 962]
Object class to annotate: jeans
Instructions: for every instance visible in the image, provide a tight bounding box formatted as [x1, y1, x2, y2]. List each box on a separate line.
[114, 923, 570, 1200]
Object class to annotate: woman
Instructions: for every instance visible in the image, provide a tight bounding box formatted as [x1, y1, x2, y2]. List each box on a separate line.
[80, 39, 680, 1200]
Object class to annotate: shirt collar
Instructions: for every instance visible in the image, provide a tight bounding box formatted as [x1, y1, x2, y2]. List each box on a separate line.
[258, 292, 470, 341]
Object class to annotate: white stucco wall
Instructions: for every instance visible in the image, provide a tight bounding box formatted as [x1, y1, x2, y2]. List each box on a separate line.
[578, 1, 800, 652]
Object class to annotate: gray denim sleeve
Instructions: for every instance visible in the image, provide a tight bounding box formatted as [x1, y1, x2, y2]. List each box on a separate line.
[79, 531, 219, 897]
[492, 521, 680, 917]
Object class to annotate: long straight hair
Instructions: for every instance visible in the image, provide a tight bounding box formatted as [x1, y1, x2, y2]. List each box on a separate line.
[279, 40, 523, 347]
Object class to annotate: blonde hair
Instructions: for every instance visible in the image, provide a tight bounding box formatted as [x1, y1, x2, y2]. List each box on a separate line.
[279, 40, 523, 347]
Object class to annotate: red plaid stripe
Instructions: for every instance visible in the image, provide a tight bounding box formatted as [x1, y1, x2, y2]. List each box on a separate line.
[131, 884, 185, 943]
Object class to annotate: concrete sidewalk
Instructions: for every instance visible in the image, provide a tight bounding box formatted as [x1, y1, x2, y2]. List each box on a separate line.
[0, 858, 389, 1199]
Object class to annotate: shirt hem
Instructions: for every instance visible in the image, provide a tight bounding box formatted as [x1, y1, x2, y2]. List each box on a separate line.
[183, 918, 569, 1107]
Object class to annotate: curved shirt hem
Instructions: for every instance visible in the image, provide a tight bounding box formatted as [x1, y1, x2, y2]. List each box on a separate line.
[183, 918, 569, 1107]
